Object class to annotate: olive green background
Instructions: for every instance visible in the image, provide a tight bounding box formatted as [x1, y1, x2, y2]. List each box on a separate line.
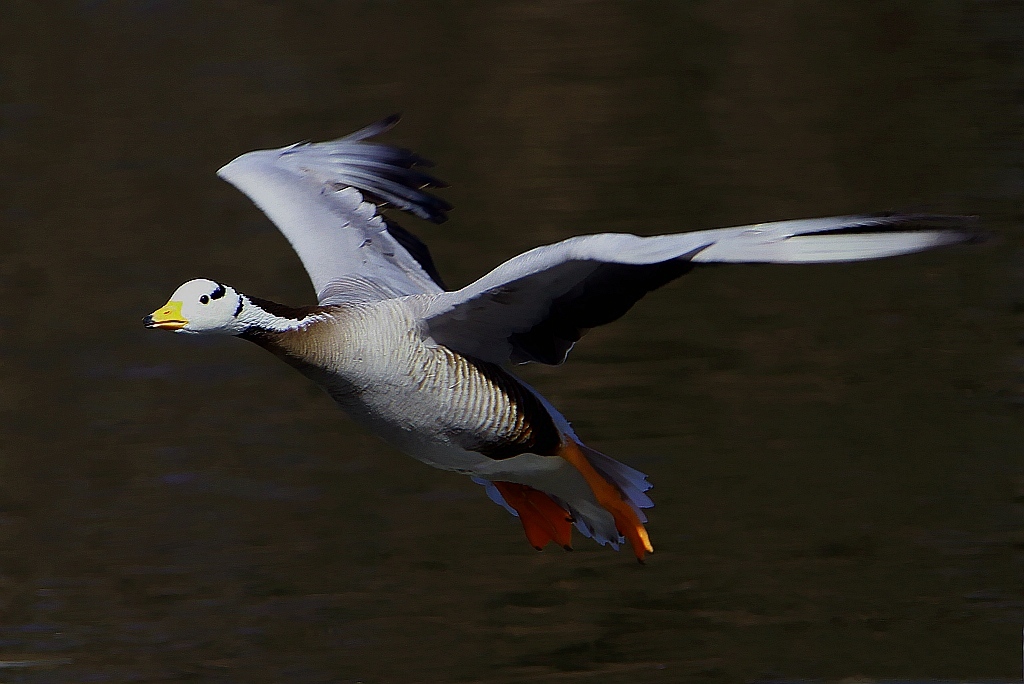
[0, 1, 1020, 682]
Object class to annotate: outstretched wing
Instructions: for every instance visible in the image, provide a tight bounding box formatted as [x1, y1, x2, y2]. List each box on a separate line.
[217, 115, 452, 304]
[422, 214, 975, 365]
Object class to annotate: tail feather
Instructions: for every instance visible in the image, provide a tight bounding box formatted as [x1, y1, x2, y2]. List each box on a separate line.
[471, 438, 656, 559]
[558, 499, 621, 550]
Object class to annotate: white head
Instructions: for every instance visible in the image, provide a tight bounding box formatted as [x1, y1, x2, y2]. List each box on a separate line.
[145, 278, 247, 335]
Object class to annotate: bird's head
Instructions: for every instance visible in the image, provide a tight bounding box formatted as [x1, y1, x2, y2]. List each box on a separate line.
[144, 278, 246, 335]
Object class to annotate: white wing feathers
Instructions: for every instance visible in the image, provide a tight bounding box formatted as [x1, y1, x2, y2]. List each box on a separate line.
[217, 115, 450, 303]
[688, 214, 969, 263]
[215, 119, 971, 367]
[422, 214, 974, 366]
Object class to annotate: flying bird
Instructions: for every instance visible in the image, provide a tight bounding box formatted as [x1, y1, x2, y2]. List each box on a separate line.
[145, 115, 973, 561]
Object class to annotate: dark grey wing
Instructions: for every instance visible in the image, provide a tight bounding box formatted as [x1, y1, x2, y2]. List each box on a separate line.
[421, 214, 975, 365]
[217, 115, 451, 303]
[505, 258, 697, 363]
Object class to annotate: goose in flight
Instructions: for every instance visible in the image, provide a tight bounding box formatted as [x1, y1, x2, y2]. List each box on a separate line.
[145, 115, 973, 561]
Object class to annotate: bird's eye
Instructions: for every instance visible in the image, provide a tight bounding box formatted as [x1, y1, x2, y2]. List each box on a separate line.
[200, 295, 210, 304]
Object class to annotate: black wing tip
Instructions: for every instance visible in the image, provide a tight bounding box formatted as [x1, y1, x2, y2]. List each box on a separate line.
[889, 212, 987, 245]
[817, 213, 985, 244]
[381, 189, 451, 224]
[336, 114, 454, 223]
[423, 197, 454, 224]
[963, 228, 990, 245]
[338, 113, 403, 144]
[417, 211, 450, 225]
[367, 112, 402, 136]
[865, 211, 979, 225]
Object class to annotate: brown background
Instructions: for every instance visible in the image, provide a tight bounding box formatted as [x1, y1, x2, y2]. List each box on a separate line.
[0, 1, 1020, 682]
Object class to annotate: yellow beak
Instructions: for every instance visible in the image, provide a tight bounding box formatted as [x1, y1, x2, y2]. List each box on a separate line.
[144, 300, 187, 330]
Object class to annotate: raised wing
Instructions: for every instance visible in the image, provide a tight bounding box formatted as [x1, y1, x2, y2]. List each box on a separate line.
[217, 115, 452, 303]
[422, 214, 975, 365]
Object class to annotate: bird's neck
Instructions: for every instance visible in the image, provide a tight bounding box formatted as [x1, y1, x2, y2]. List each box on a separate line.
[236, 297, 344, 383]
[236, 296, 331, 337]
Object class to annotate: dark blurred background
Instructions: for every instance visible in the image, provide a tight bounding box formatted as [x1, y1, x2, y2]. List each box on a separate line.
[0, 1, 1020, 682]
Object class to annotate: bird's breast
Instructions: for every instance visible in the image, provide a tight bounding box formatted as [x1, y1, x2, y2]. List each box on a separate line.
[255, 302, 560, 461]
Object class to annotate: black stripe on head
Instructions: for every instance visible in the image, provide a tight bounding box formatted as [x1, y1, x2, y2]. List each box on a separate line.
[211, 283, 226, 300]
[233, 296, 244, 317]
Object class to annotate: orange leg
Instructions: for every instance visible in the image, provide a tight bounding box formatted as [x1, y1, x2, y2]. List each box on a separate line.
[492, 481, 573, 551]
[557, 441, 654, 561]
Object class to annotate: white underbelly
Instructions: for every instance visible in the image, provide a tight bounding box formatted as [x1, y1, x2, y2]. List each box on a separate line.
[337, 391, 495, 472]
[296, 299, 555, 472]
[339, 389, 600, 513]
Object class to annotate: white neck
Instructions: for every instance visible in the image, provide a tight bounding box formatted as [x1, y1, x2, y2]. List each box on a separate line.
[236, 296, 327, 334]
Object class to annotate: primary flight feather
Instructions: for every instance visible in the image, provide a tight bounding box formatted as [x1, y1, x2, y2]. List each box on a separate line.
[145, 115, 973, 560]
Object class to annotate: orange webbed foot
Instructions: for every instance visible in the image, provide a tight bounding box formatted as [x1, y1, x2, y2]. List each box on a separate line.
[492, 481, 573, 551]
[557, 441, 654, 561]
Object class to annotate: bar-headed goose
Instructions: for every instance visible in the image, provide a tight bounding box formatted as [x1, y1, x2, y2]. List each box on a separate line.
[145, 115, 974, 560]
